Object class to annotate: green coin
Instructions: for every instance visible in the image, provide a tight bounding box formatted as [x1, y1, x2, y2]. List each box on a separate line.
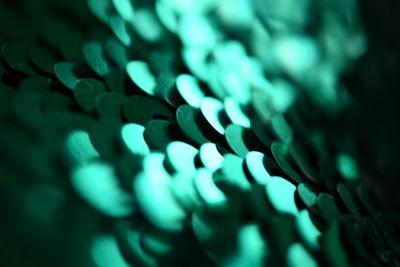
[123, 95, 174, 125]
[95, 92, 125, 117]
[74, 78, 107, 112]
[121, 123, 150, 155]
[83, 41, 110, 77]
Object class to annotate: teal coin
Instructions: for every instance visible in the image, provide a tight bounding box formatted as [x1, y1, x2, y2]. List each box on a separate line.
[176, 105, 209, 145]
[74, 78, 107, 112]
[66, 129, 99, 164]
[176, 74, 205, 108]
[224, 97, 251, 128]
[337, 183, 361, 218]
[112, 0, 135, 21]
[317, 193, 341, 224]
[95, 92, 125, 117]
[199, 143, 224, 172]
[271, 115, 293, 144]
[265, 176, 298, 215]
[30, 46, 57, 75]
[221, 154, 251, 191]
[91, 235, 134, 267]
[105, 37, 129, 68]
[295, 210, 321, 250]
[143, 119, 178, 152]
[121, 123, 150, 155]
[170, 171, 199, 211]
[336, 153, 359, 181]
[133, 153, 186, 233]
[225, 124, 251, 158]
[140, 226, 173, 257]
[83, 41, 110, 77]
[54, 61, 80, 89]
[245, 151, 272, 185]
[105, 68, 126, 94]
[126, 61, 156, 95]
[19, 76, 50, 93]
[123, 95, 174, 125]
[1, 43, 36, 75]
[321, 224, 350, 267]
[289, 139, 322, 185]
[165, 141, 198, 174]
[297, 183, 318, 208]
[200, 97, 230, 135]
[271, 142, 304, 184]
[87, 0, 113, 24]
[110, 15, 133, 46]
[194, 168, 227, 207]
[71, 161, 134, 217]
[224, 224, 267, 267]
[287, 243, 317, 267]
[88, 120, 122, 159]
